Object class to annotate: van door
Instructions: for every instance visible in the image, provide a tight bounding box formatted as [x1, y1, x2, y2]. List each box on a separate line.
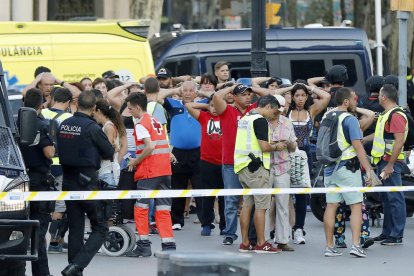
[278, 53, 366, 95]
[0, 34, 53, 90]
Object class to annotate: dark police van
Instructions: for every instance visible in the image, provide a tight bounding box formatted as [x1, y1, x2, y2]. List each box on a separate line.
[150, 27, 373, 95]
[0, 61, 39, 275]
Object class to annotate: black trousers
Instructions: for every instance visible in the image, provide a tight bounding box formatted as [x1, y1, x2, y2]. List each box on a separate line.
[30, 201, 51, 276]
[170, 147, 202, 227]
[65, 200, 108, 268]
[199, 160, 226, 231]
[119, 169, 136, 220]
[62, 169, 108, 269]
[28, 172, 53, 276]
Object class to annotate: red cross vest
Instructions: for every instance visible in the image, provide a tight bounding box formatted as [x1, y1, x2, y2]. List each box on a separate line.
[133, 113, 171, 180]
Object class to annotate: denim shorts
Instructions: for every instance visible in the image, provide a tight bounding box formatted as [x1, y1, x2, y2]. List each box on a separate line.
[324, 166, 363, 205]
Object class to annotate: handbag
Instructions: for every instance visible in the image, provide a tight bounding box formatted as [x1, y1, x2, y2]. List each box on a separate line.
[289, 149, 311, 188]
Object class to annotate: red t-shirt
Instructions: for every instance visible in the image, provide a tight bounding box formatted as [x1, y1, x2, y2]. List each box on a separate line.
[383, 113, 407, 161]
[219, 103, 257, 165]
[198, 111, 222, 165]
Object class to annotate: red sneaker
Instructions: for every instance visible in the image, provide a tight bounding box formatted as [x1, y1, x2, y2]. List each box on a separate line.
[255, 242, 282, 254]
[239, 243, 254, 253]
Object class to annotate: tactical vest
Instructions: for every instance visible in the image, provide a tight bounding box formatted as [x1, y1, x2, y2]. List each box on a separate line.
[234, 113, 270, 174]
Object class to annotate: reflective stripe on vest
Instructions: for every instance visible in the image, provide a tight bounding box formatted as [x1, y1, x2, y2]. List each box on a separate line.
[41, 108, 72, 122]
[371, 107, 408, 164]
[337, 113, 357, 161]
[136, 140, 170, 151]
[234, 113, 270, 174]
[134, 114, 171, 180]
[41, 109, 73, 165]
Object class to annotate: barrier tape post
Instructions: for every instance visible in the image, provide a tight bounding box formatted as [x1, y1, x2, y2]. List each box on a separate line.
[1, 186, 414, 202]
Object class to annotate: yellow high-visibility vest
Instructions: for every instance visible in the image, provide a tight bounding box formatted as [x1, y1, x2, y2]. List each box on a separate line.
[371, 106, 408, 164]
[234, 113, 270, 174]
[41, 108, 73, 165]
[337, 113, 357, 161]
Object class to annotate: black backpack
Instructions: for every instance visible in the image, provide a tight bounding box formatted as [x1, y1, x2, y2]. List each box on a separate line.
[387, 107, 414, 151]
[316, 111, 350, 165]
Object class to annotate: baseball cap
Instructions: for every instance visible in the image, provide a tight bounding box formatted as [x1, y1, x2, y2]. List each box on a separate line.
[273, 94, 286, 112]
[232, 84, 252, 95]
[156, 68, 172, 79]
[102, 70, 119, 80]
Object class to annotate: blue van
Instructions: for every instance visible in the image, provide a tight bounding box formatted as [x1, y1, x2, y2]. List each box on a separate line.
[150, 27, 373, 95]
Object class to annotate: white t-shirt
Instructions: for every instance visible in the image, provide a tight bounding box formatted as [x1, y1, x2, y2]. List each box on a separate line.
[135, 124, 150, 141]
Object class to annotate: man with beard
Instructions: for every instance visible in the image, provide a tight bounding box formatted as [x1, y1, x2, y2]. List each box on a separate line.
[322, 87, 376, 258]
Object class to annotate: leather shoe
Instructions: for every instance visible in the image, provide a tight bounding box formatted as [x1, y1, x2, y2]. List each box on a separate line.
[61, 263, 83, 276]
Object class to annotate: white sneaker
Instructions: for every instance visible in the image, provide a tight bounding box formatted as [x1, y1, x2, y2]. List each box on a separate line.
[293, 229, 306, 244]
[172, 223, 182, 231]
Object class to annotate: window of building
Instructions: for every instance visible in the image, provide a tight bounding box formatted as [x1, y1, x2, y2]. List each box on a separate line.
[47, 0, 97, 20]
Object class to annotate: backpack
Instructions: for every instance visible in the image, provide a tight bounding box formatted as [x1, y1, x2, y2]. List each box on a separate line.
[387, 107, 414, 151]
[316, 111, 349, 165]
[48, 112, 64, 157]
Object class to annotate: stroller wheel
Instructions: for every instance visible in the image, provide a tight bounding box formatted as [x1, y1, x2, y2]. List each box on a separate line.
[100, 226, 129, 257]
[121, 225, 137, 253]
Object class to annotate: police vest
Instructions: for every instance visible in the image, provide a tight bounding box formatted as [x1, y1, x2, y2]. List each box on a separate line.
[337, 113, 357, 161]
[41, 108, 73, 165]
[371, 106, 408, 164]
[57, 115, 101, 169]
[134, 113, 171, 180]
[234, 113, 270, 174]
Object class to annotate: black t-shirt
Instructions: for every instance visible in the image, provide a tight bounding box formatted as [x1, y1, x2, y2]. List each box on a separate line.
[20, 115, 54, 174]
[253, 117, 269, 141]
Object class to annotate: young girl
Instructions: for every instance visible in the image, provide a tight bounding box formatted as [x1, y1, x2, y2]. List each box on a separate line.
[287, 83, 331, 244]
[94, 100, 126, 188]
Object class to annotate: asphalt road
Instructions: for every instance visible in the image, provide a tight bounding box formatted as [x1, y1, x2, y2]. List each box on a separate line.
[28, 211, 414, 276]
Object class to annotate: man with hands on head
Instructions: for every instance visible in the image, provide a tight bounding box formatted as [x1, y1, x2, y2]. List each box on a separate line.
[23, 71, 81, 108]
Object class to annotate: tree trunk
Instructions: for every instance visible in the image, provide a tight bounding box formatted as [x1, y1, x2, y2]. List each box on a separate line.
[340, 0, 346, 22]
[130, 0, 164, 37]
[287, 0, 297, 27]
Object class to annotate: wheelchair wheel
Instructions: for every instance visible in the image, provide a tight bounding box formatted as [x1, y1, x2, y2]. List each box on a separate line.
[100, 226, 129, 257]
[121, 225, 137, 253]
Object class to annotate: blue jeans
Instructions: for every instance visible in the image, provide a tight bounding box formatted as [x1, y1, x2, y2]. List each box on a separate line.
[222, 164, 242, 240]
[377, 160, 406, 238]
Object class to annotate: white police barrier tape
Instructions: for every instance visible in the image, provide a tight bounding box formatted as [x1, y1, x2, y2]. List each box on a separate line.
[0, 186, 413, 202]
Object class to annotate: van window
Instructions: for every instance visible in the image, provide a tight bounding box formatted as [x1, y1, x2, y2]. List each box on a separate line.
[227, 61, 269, 79]
[164, 59, 195, 76]
[333, 59, 357, 87]
[290, 60, 325, 82]
[205, 57, 269, 79]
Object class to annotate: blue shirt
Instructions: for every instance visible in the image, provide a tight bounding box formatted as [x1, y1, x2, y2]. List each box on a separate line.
[324, 115, 362, 176]
[163, 98, 201, 149]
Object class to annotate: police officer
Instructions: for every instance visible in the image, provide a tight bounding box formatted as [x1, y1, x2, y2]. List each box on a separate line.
[42, 88, 73, 253]
[371, 84, 408, 245]
[359, 75, 385, 153]
[19, 88, 55, 276]
[59, 91, 114, 276]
